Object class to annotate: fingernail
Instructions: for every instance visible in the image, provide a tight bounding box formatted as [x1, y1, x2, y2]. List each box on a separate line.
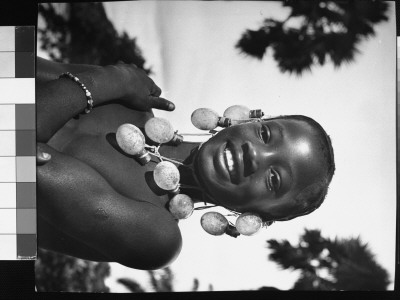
[168, 103, 175, 111]
[42, 152, 51, 160]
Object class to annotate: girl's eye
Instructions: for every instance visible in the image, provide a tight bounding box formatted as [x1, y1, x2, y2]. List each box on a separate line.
[259, 124, 271, 144]
[266, 169, 281, 192]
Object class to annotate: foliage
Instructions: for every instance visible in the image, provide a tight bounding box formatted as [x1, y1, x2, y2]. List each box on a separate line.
[116, 278, 146, 293]
[236, 0, 389, 74]
[35, 248, 110, 292]
[149, 267, 174, 292]
[117, 267, 212, 292]
[267, 229, 390, 290]
[38, 2, 150, 73]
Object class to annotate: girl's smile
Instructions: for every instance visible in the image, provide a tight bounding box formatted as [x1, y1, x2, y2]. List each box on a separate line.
[194, 117, 327, 219]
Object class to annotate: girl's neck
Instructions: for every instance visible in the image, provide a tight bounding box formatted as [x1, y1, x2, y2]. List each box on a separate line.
[157, 141, 210, 204]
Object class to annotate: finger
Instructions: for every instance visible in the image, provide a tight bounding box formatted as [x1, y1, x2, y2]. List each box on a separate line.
[150, 83, 162, 97]
[37, 147, 52, 166]
[148, 96, 175, 111]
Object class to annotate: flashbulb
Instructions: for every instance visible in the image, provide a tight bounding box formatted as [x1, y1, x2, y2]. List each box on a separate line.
[153, 161, 180, 190]
[200, 212, 229, 236]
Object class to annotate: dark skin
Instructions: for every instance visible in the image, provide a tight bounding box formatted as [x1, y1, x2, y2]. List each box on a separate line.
[37, 58, 327, 270]
[37, 58, 185, 270]
[195, 118, 327, 219]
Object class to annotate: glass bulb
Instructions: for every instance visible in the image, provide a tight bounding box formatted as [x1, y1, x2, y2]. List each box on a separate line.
[200, 212, 228, 236]
[223, 105, 250, 120]
[235, 213, 262, 236]
[116, 123, 146, 155]
[169, 194, 194, 219]
[191, 108, 220, 130]
[153, 161, 180, 190]
[145, 117, 175, 144]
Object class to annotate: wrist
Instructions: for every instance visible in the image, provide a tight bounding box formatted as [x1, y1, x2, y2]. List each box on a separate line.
[59, 72, 94, 114]
[98, 65, 130, 102]
[73, 66, 125, 107]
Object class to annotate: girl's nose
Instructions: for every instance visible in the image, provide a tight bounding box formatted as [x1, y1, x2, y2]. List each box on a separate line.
[242, 141, 258, 176]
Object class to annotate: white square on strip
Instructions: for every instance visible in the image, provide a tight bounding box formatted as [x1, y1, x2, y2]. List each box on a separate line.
[0, 105, 15, 129]
[0, 183, 16, 208]
[0, 157, 16, 182]
[0, 26, 15, 51]
[0, 131, 16, 156]
[0, 52, 15, 77]
[0, 235, 16, 260]
[0, 209, 16, 234]
[0, 79, 35, 104]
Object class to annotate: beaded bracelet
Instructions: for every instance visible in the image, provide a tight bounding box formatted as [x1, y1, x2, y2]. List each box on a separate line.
[59, 72, 94, 114]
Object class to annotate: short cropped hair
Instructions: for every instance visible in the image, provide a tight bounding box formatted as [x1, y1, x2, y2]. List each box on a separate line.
[261, 115, 335, 222]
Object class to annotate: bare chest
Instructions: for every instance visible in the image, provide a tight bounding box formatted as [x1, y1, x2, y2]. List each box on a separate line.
[48, 104, 170, 208]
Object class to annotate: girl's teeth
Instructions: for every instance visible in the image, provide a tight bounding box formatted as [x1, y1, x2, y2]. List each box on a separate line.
[224, 148, 238, 181]
[225, 149, 234, 171]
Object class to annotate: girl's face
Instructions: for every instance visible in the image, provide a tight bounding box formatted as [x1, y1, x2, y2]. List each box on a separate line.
[194, 118, 326, 218]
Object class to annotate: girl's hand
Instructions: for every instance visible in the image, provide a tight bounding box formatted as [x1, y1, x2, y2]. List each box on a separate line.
[37, 61, 174, 143]
[103, 63, 175, 112]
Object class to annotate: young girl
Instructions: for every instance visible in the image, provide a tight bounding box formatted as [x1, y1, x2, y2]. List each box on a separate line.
[37, 58, 335, 270]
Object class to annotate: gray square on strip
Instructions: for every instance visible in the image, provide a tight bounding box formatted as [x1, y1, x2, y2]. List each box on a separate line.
[15, 104, 35, 130]
[17, 209, 36, 234]
[0, 52, 15, 77]
[16, 183, 36, 208]
[15, 52, 35, 78]
[17, 234, 36, 258]
[16, 156, 36, 182]
[16, 130, 36, 156]
[0, 27, 15, 51]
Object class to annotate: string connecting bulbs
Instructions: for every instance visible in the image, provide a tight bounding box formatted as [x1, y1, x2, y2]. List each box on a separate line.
[116, 104, 268, 237]
[116, 120, 193, 220]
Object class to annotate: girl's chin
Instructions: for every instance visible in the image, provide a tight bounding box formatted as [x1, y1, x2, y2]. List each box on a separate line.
[207, 191, 243, 209]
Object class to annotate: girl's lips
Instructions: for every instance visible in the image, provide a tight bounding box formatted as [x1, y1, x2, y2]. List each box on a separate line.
[213, 142, 230, 183]
[223, 141, 240, 184]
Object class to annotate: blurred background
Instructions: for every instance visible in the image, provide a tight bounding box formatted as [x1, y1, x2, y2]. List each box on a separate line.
[35, 0, 396, 292]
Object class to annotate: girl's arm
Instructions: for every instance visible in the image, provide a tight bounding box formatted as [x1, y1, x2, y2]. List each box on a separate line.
[37, 143, 182, 270]
[37, 58, 174, 143]
[37, 57, 102, 84]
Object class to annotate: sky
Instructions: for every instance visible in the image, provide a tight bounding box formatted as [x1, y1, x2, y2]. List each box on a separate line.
[39, 0, 397, 292]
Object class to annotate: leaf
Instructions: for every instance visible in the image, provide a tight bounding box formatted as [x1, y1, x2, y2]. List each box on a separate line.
[117, 278, 146, 293]
[236, 29, 270, 59]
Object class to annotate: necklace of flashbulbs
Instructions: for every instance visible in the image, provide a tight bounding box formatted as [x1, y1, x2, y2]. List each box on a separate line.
[116, 105, 270, 238]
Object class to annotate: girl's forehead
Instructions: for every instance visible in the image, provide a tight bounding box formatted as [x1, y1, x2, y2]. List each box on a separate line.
[262, 117, 309, 128]
[264, 118, 321, 140]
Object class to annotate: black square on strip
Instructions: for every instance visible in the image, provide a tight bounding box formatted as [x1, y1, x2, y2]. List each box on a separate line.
[17, 234, 36, 258]
[15, 52, 34, 78]
[15, 104, 35, 130]
[16, 130, 36, 156]
[15, 27, 35, 52]
[16, 183, 36, 208]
